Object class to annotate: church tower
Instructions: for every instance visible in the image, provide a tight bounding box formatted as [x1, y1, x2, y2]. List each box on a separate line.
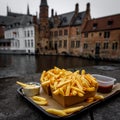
[39, 0, 49, 38]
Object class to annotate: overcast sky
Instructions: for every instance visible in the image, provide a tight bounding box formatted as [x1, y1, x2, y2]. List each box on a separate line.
[0, 0, 120, 18]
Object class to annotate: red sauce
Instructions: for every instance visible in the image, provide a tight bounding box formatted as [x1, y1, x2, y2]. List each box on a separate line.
[97, 85, 113, 93]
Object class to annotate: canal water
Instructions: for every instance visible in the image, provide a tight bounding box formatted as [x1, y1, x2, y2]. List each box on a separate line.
[0, 54, 115, 78]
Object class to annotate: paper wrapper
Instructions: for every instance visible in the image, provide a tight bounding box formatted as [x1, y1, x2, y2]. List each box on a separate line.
[39, 83, 120, 109]
[41, 85, 52, 96]
[52, 89, 97, 107]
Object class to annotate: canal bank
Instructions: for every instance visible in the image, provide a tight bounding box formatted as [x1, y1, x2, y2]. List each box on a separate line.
[0, 65, 120, 120]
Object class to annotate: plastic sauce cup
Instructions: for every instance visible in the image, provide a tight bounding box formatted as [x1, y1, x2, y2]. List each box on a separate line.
[92, 74, 116, 93]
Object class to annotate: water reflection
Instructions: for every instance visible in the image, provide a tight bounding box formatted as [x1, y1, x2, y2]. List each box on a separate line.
[0, 54, 112, 77]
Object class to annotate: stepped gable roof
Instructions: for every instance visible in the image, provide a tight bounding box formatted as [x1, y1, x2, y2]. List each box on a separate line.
[82, 14, 120, 32]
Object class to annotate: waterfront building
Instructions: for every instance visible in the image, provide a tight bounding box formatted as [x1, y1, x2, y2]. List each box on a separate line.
[37, 0, 120, 60]
[0, 6, 38, 54]
[0, 15, 13, 51]
[0, 0, 120, 60]
[82, 14, 120, 60]
[38, 0, 91, 56]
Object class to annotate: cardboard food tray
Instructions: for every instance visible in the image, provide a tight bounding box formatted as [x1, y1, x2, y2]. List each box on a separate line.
[17, 83, 120, 120]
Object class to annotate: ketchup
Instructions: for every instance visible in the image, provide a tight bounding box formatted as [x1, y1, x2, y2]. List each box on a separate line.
[97, 85, 113, 93]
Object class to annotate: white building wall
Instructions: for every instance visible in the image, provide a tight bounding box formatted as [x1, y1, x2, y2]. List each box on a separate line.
[5, 25, 35, 54]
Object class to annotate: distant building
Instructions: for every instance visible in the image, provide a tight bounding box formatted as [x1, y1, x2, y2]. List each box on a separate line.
[37, 0, 120, 60]
[0, 0, 120, 60]
[82, 14, 120, 60]
[38, 0, 91, 56]
[0, 5, 38, 54]
[0, 15, 13, 51]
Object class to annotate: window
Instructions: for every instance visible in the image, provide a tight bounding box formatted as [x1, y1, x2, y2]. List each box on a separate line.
[31, 30, 33, 37]
[112, 42, 118, 50]
[63, 40, 67, 48]
[17, 32, 19, 38]
[59, 40, 62, 48]
[99, 32, 102, 37]
[71, 41, 75, 48]
[11, 41, 14, 47]
[27, 31, 30, 37]
[17, 40, 20, 48]
[93, 23, 98, 29]
[96, 43, 101, 48]
[84, 43, 88, 49]
[91, 33, 94, 37]
[24, 31, 26, 37]
[103, 42, 109, 49]
[49, 41, 53, 49]
[108, 20, 113, 26]
[15, 41, 17, 47]
[64, 29, 68, 36]
[25, 40, 27, 47]
[84, 32, 88, 38]
[76, 28, 80, 35]
[50, 31, 53, 37]
[76, 41, 80, 48]
[31, 39, 33, 47]
[59, 30, 62, 36]
[54, 31, 58, 37]
[104, 31, 110, 38]
[28, 40, 30, 47]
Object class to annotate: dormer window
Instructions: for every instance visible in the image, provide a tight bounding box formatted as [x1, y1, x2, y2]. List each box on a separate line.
[108, 20, 113, 26]
[63, 17, 67, 22]
[27, 21, 32, 25]
[93, 23, 98, 29]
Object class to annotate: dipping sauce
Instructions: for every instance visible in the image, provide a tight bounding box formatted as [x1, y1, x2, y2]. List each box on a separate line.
[97, 85, 113, 93]
[92, 74, 116, 93]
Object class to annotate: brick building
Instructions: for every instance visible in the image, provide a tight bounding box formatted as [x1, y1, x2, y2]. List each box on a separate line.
[0, 6, 39, 54]
[38, 0, 91, 55]
[37, 0, 120, 60]
[82, 14, 120, 60]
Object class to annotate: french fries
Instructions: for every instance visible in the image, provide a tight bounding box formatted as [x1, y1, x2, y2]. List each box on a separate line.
[46, 108, 67, 117]
[46, 106, 84, 116]
[31, 96, 48, 106]
[86, 94, 104, 103]
[40, 67, 98, 97]
[16, 81, 29, 88]
[63, 106, 84, 114]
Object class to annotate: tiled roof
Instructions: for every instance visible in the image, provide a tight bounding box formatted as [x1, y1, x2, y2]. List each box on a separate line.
[0, 16, 14, 25]
[49, 11, 86, 28]
[82, 14, 120, 32]
[4, 15, 34, 29]
[7, 12, 27, 17]
[59, 11, 75, 27]
[72, 11, 86, 26]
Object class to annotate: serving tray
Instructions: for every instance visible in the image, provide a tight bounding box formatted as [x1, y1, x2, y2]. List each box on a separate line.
[17, 83, 120, 120]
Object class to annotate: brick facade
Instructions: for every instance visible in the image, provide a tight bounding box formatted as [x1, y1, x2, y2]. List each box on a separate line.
[82, 14, 120, 60]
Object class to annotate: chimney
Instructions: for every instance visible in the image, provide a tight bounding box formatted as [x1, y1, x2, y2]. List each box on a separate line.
[33, 16, 37, 24]
[86, 3, 90, 13]
[51, 9, 54, 17]
[75, 3, 79, 14]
